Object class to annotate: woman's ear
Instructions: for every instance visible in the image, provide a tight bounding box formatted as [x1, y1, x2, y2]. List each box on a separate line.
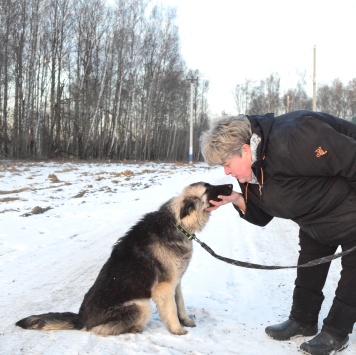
[241, 144, 251, 156]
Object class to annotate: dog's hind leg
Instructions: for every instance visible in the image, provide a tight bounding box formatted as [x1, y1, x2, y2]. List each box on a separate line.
[152, 282, 187, 335]
[175, 282, 196, 327]
[90, 300, 152, 336]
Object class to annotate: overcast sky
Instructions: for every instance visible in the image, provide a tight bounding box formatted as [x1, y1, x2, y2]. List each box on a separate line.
[158, 0, 356, 116]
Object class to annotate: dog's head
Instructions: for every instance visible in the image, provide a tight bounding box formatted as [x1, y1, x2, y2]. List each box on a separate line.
[174, 182, 233, 232]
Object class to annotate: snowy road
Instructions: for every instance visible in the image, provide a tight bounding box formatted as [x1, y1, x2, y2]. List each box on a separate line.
[0, 161, 353, 354]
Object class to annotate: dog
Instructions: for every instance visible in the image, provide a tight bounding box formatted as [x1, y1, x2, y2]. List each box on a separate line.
[16, 182, 233, 336]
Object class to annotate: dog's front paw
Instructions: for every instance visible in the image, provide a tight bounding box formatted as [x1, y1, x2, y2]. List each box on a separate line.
[180, 317, 196, 328]
[170, 327, 188, 335]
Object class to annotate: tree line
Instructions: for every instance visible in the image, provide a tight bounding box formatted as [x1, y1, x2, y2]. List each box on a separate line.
[0, 0, 209, 160]
[233, 73, 356, 122]
[1, 0, 355, 161]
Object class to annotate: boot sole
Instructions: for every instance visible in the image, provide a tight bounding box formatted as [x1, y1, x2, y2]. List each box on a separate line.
[301, 339, 349, 355]
[266, 329, 318, 341]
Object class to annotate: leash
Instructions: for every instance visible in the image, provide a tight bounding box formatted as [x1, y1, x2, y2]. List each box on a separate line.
[174, 224, 356, 270]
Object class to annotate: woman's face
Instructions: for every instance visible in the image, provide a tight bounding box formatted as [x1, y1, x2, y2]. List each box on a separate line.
[222, 144, 253, 183]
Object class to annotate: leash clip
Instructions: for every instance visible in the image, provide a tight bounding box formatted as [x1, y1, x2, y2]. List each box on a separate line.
[174, 223, 196, 241]
[187, 233, 196, 241]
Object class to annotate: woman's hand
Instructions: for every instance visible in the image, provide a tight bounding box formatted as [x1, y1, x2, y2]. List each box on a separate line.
[206, 191, 246, 212]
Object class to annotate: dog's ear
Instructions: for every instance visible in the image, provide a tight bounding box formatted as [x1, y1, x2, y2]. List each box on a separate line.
[180, 196, 198, 219]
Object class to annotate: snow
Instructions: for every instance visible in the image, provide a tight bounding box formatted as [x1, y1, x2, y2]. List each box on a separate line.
[0, 161, 354, 355]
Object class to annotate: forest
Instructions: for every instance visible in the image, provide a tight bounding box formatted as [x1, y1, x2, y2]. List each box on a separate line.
[1, 0, 356, 161]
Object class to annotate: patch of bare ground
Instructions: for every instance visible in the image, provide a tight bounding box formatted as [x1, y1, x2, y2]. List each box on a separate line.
[106, 169, 136, 179]
[0, 197, 21, 203]
[21, 206, 52, 217]
[0, 162, 22, 173]
[54, 166, 78, 174]
[73, 190, 87, 198]
[29, 183, 71, 193]
[0, 188, 31, 195]
[98, 186, 116, 193]
[0, 160, 44, 172]
[48, 174, 60, 183]
[0, 208, 19, 213]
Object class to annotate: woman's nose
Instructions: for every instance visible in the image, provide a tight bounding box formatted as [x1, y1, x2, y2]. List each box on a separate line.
[224, 166, 231, 175]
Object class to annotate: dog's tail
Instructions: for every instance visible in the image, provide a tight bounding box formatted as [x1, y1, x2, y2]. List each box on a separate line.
[16, 312, 83, 331]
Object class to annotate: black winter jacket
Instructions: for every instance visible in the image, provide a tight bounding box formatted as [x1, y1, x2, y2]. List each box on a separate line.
[236, 110, 356, 245]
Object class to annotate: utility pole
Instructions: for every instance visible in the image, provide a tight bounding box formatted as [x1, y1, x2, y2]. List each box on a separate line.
[186, 75, 198, 164]
[287, 94, 290, 113]
[313, 45, 317, 111]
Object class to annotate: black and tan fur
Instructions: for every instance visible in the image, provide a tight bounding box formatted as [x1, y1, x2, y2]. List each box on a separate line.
[16, 182, 233, 336]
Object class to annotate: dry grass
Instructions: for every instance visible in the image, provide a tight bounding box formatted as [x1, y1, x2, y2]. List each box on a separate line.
[0, 188, 30, 195]
[48, 174, 60, 183]
[54, 167, 78, 174]
[21, 206, 52, 217]
[73, 190, 87, 198]
[112, 170, 135, 178]
[0, 197, 21, 203]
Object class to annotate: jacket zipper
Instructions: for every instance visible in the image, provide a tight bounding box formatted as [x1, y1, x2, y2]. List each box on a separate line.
[245, 155, 265, 202]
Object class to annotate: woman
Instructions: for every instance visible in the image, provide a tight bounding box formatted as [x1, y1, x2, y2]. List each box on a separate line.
[200, 110, 356, 355]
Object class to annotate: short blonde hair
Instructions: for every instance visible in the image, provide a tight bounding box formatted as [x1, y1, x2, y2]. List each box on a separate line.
[200, 115, 252, 165]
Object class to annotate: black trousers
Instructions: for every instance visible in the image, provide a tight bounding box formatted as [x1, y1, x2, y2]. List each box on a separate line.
[290, 229, 356, 338]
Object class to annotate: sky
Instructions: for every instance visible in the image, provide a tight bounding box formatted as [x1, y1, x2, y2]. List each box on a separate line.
[1, 161, 354, 354]
[158, 0, 356, 116]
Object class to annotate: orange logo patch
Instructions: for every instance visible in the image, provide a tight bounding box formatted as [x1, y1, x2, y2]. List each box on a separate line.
[315, 146, 328, 157]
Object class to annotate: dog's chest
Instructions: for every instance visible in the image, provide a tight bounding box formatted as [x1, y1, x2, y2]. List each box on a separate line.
[152, 240, 192, 279]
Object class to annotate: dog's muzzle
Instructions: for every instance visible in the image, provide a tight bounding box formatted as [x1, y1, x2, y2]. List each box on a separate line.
[207, 184, 233, 206]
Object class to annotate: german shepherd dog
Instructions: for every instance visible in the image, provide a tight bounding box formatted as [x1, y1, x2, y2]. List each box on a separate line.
[16, 182, 233, 336]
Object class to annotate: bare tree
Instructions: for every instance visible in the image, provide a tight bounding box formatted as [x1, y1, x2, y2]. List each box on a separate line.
[346, 78, 356, 117]
[282, 72, 312, 113]
[0, 0, 14, 156]
[237, 74, 280, 115]
[11, 0, 28, 157]
[318, 84, 335, 115]
[233, 79, 254, 114]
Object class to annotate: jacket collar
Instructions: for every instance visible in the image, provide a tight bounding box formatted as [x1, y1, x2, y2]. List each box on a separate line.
[249, 134, 261, 184]
[247, 113, 275, 158]
[246, 113, 275, 183]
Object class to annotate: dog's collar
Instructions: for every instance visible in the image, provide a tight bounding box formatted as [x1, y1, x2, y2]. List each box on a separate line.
[173, 223, 196, 241]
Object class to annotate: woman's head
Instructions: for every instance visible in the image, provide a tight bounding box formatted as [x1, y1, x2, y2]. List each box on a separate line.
[200, 115, 252, 166]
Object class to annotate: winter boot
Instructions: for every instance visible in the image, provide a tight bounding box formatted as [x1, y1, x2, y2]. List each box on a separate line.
[265, 318, 318, 340]
[300, 330, 349, 355]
